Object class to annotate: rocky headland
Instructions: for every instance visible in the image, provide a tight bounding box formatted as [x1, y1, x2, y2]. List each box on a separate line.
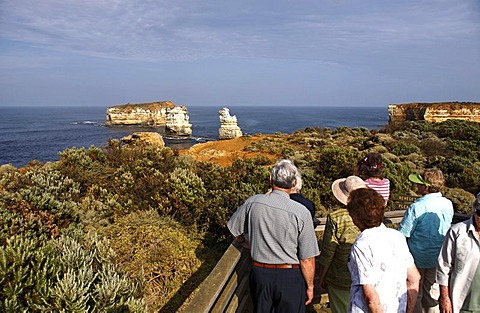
[389, 102, 480, 123]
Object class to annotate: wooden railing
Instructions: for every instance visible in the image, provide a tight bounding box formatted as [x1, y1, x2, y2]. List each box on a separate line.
[183, 207, 470, 313]
[183, 241, 253, 313]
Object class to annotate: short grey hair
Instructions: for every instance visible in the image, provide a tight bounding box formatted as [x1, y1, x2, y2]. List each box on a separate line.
[291, 173, 303, 193]
[271, 159, 298, 189]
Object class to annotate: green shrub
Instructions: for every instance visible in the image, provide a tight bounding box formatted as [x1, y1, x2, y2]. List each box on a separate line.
[95, 210, 203, 312]
[444, 188, 476, 215]
[391, 142, 421, 156]
[0, 233, 144, 312]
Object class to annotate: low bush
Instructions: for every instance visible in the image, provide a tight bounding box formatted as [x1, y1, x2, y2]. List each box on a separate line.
[0, 233, 145, 312]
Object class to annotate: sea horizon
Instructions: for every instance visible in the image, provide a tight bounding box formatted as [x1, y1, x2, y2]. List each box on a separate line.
[0, 105, 390, 167]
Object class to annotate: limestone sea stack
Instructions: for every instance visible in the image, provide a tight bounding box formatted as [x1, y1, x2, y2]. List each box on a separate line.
[218, 107, 242, 140]
[105, 101, 192, 136]
[388, 102, 480, 123]
[165, 106, 192, 136]
[106, 101, 175, 126]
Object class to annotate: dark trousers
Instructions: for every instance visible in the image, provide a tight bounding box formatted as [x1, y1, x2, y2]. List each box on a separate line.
[249, 266, 306, 313]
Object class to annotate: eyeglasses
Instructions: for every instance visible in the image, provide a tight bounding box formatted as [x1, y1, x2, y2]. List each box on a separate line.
[476, 209, 480, 216]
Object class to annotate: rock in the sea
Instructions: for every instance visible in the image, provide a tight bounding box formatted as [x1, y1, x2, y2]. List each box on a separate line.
[218, 107, 242, 140]
[106, 101, 176, 126]
[165, 106, 192, 136]
[121, 132, 165, 147]
[388, 102, 480, 123]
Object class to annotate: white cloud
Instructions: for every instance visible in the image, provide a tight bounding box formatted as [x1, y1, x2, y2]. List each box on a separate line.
[0, 0, 478, 62]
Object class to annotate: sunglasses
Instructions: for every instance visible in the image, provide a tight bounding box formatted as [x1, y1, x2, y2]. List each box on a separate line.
[476, 209, 480, 216]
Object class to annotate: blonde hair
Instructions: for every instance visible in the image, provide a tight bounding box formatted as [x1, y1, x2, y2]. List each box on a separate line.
[423, 168, 445, 193]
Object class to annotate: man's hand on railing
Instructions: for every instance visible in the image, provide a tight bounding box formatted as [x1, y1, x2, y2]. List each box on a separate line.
[234, 234, 250, 250]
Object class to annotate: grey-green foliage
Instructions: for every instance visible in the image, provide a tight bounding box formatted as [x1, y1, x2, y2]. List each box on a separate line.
[18, 167, 81, 220]
[0, 233, 145, 313]
[78, 186, 121, 227]
[58, 146, 105, 169]
[169, 168, 206, 206]
[0, 236, 60, 312]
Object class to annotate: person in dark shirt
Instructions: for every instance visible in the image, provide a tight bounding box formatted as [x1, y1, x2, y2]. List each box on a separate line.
[290, 173, 315, 221]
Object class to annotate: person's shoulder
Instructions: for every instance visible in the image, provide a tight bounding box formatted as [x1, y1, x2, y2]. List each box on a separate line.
[409, 194, 428, 208]
[440, 194, 453, 204]
[376, 225, 407, 244]
[245, 193, 267, 203]
[329, 208, 350, 219]
[450, 218, 471, 232]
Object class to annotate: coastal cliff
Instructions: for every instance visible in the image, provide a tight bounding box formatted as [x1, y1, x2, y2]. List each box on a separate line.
[105, 101, 192, 136]
[388, 102, 480, 123]
[105, 101, 175, 126]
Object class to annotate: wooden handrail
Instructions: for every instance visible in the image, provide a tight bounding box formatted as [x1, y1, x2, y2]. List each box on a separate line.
[184, 241, 253, 312]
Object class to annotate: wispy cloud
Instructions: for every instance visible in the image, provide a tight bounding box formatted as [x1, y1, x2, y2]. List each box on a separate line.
[0, 0, 478, 62]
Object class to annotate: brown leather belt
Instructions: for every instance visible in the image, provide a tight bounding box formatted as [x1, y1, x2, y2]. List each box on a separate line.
[252, 261, 300, 269]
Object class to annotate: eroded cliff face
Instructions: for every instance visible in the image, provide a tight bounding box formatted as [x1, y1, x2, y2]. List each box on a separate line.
[388, 102, 480, 123]
[105, 101, 176, 126]
[106, 101, 193, 136]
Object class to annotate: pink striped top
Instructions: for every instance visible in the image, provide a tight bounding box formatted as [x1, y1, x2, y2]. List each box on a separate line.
[364, 178, 390, 203]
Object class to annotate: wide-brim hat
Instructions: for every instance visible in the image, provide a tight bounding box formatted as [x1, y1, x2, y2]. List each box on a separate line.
[332, 175, 368, 205]
[408, 173, 432, 186]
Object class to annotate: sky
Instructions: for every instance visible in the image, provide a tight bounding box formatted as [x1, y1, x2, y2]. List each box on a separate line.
[0, 0, 479, 108]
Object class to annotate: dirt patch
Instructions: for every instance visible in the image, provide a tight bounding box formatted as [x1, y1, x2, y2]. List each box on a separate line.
[179, 135, 279, 166]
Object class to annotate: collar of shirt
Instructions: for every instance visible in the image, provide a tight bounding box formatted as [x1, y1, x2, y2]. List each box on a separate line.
[271, 189, 290, 198]
[467, 216, 480, 240]
[421, 192, 443, 199]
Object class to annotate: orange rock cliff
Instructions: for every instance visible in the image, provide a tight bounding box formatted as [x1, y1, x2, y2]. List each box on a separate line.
[388, 102, 480, 123]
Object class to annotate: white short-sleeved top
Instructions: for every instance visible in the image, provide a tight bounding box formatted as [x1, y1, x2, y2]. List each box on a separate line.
[348, 224, 414, 313]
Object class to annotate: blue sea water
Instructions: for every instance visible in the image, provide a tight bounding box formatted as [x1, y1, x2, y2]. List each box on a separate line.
[0, 106, 389, 167]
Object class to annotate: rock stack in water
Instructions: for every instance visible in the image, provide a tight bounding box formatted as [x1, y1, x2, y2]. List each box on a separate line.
[218, 107, 242, 140]
[166, 106, 192, 136]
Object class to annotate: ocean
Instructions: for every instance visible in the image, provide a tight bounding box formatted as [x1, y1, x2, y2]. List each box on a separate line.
[0, 106, 389, 168]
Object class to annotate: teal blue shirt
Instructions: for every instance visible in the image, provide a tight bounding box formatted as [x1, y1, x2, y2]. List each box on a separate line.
[398, 192, 453, 268]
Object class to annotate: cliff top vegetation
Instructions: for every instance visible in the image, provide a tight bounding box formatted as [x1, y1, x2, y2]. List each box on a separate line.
[108, 101, 176, 112]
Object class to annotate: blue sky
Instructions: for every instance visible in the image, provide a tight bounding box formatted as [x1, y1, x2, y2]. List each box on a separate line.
[0, 0, 479, 107]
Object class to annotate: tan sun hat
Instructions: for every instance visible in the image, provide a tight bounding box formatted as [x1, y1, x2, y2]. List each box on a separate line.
[332, 175, 368, 205]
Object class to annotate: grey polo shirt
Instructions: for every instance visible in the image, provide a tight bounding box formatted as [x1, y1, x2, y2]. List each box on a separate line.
[227, 189, 320, 264]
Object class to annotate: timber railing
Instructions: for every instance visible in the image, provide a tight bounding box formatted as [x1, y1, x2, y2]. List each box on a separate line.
[184, 199, 470, 313]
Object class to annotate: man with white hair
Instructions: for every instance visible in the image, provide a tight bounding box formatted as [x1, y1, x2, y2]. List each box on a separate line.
[227, 159, 319, 313]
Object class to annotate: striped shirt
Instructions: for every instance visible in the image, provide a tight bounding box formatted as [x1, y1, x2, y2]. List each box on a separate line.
[227, 189, 319, 264]
[364, 178, 390, 202]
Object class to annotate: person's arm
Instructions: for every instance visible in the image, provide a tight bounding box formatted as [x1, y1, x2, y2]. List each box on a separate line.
[437, 228, 455, 313]
[317, 264, 328, 292]
[233, 234, 250, 249]
[299, 256, 316, 305]
[362, 284, 383, 313]
[439, 285, 453, 313]
[406, 264, 421, 313]
[398, 203, 416, 238]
